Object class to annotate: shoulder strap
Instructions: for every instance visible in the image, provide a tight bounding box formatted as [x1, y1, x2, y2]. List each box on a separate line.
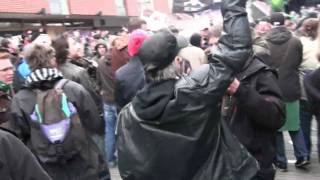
[54, 79, 69, 90]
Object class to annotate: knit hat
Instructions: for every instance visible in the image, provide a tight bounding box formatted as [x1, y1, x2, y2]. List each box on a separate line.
[138, 31, 179, 72]
[128, 29, 149, 56]
[95, 40, 108, 51]
[270, 12, 285, 26]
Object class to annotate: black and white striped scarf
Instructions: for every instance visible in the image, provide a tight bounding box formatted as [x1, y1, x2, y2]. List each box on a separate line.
[26, 68, 63, 85]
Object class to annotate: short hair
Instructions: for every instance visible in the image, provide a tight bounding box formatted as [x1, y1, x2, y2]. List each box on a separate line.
[146, 63, 177, 82]
[128, 18, 147, 33]
[0, 52, 10, 60]
[51, 35, 69, 65]
[208, 25, 222, 38]
[190, 33, 202, 48]
[1, 39, 11, 48]
[24, 44, 55, 71]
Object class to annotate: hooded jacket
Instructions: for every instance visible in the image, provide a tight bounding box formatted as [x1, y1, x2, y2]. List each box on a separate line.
[225, 57, 285, 179]
[116, 0, 258, 179]
[264, 27, 303, 102]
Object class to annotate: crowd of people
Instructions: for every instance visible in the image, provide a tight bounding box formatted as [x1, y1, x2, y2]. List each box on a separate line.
[0, 0, 320, 179]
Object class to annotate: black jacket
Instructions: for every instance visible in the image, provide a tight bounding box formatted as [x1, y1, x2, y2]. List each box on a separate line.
[225, 57, 285, 179]
[116, 0, 258, 179]
[0, 128, 52, 180]
[304, 67, 320, 111]
[115, 56, 145, 109]
[10, 79, 108, 180]
[58, 61, 102, 108]
[264, 27, 303, 102]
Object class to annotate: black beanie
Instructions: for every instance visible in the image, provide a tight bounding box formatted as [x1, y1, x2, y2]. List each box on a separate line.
[138, 31, 179, 72]
[270, 12, 285, 26]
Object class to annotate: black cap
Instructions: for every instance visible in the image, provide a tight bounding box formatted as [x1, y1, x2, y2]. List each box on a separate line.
[270, 12, 285, 26]
[138, 31, 179, 72]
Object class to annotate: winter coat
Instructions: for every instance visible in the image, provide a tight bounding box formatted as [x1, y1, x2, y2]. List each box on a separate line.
[304, 67, 320, 112]
[97, 57, 116, 103]
[111, 46, 130, 72]
[178, 46, 208, 70]
[225, 57, 285, 179]
[0, 128, 52, 180]
[264, 26, 303, 102]
[58, 61, 101, 106]
[10, 74, 108, 180]
[115, 56, 145, 109]
[299, 36, 320, 100]
[116, 0, 258, 179]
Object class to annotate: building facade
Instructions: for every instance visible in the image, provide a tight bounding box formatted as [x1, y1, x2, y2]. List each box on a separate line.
[0, 0, 171, 16]
[0, 0, 172, 33]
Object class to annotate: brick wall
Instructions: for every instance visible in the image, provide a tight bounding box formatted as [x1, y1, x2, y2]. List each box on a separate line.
[0, 0, 49, 13]
[125, 0, 140, 16]
[153, 0, 171, 14]
[69, 0, 117, 15]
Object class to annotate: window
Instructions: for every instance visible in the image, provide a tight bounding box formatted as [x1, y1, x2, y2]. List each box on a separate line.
[49, 0, 69, 15]
[139, 0, 154, 14]
[115, 0, 127, 16]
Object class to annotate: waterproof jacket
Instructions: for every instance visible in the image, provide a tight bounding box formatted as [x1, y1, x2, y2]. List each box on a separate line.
[115, 56, 146, 109]
[10, 76, 108, 180]
[117, 0, 258, 179]
[225, 57, 285, 179]
[0, 128, 52, 180]
[264, 27, 302, 102]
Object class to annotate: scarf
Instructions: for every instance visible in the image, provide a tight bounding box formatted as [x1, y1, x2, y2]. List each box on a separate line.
[0, 81, 10, 93]
[26, 68, 63, 85]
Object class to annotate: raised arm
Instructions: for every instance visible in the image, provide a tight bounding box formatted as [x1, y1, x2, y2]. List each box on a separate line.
[211, 0, 252, 73]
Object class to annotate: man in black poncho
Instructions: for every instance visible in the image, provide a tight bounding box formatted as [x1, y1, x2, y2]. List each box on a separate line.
[117, 0, 259, 179]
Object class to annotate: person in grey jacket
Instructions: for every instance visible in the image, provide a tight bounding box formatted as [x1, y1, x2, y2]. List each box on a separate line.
[117, 0, 259, 179]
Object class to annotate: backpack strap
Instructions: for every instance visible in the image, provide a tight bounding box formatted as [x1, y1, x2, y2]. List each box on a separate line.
[54, 79, 69, 90]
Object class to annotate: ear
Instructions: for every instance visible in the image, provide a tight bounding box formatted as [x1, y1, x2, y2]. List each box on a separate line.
[50, 57, 57, 67]
[174, 56, 182, 65]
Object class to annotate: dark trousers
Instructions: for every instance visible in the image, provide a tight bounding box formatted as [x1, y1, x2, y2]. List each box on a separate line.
[300, 99, 320, 158]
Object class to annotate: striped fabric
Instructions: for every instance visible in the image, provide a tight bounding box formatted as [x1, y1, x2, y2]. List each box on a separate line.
[26, 68, 63, 85]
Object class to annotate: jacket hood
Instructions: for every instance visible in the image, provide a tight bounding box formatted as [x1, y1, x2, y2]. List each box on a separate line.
[238, 57, 273, 81]
[132, 79, 176, 120]
[138, 31, 179, 72]
[265, 27, 292, 45]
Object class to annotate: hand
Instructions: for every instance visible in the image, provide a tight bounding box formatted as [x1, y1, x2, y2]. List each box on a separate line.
[227, 78, 240, 95]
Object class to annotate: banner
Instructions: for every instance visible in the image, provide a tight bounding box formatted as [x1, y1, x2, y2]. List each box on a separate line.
[172, 0, 221, 13]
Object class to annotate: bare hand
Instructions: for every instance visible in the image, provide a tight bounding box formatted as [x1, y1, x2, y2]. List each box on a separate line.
[227, 78, 240, 95]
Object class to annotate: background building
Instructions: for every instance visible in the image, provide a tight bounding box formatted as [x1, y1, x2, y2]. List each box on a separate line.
[0, 0, 171, 34]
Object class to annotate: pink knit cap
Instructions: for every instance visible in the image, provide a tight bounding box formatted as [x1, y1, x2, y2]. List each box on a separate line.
[128, 29, 149, 56]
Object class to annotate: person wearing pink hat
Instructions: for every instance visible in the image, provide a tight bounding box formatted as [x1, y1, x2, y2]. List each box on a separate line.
[115, 30, 149, 109]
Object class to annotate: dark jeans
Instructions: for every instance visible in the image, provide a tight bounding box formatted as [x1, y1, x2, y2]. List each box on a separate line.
[300, 99, 320, 158]
[275, 130, 308, 165]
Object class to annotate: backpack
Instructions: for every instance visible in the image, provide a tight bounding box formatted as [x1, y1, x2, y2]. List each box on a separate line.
[29, 79, 87, 164]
